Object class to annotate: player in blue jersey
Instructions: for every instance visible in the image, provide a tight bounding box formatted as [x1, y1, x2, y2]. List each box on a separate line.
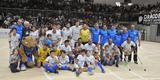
[108, 24, 117, 40]
[120, 27, 129, 61]
[90, 23, 100, 44]
[14, 19, 24, 40]
[113, 30, 122, 47]
[100, 24, 109, 46]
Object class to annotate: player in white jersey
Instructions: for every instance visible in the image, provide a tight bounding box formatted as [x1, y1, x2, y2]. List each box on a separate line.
[30, 26, 39, 40]
[74, 49, 86, 77]
[84, 40, 98, 55]
[121, 37, 136, 62]
[59, 50, 70, 70]
[9, 28, 20, 54]
[70, 21, 82, 41]
[62, 23, 72, 41]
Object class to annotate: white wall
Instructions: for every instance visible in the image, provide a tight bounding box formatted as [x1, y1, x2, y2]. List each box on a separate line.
[132, 0, 160, 5]
[81, 0, 160, 5]
[144, 25, 160, 42]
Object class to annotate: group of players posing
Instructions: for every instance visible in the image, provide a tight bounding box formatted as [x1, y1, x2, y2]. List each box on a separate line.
[9, 19, 140, 76]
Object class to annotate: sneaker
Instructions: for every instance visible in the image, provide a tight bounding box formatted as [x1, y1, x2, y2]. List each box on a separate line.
[21, 64, 26, 71]
[128, 60, 131, 62]
[75, 71, 80, 77]
[124, 58, 126, 62]
[88, 72, 93, 75]
[116, 64, 119, 67]
[54, 70, 59, 74]
[102, 70, 106, 73]
[134, 61, 138, 64]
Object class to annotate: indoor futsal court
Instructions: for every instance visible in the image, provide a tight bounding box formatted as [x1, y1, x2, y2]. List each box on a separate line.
[1, 0, 160, 80]
[0, 38, 160, 80]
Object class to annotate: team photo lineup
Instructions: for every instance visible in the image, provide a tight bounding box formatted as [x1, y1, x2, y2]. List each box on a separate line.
[8, 17, 141, 76]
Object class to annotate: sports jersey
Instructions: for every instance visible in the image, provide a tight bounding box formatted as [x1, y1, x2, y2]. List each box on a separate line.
[128, 29, 140, 43]
[71, 25, 82, 41]
[38, 48, 50, 62]
[100, 29, 109, 45]
[80, 29, 90, 43]
[59, 55, 69, 65]
[90, 27, 100, 43]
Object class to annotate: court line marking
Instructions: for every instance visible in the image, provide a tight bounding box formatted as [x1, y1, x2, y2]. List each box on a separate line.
[107, 68, 124, 80]
[2, 41, 159, 80]
[41, 67, 124, 80]
[0, 47, 8, 50]
[147, 77, 160, 80]
[41, 67, 52, 80]
[119, 65, 146, 80]
[0, 46, 134, 80]
[106, 46, 146, 80]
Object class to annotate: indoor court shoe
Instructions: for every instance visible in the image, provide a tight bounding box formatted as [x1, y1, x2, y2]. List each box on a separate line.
[20, 64, 26, 71]
[116, 64, 119, 67]
[128, 60, 131, 62]
[54, 70, 59, 74]
[75, 70, 80, 77]
[134, 61, 138, 64]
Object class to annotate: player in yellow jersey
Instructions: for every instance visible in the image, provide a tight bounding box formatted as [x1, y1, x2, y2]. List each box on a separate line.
[37, 44, 50, 67]
[80, 23, 91, 44]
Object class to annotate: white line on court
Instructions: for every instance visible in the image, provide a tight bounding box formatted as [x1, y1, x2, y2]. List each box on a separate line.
[41, 67, 124, 80]
[0, 47, 8, 50]
[107, 68, 124, 80]
[148, 78, 160, 80]
[119, 63, 146, 80]
[41, 67, 52, 80]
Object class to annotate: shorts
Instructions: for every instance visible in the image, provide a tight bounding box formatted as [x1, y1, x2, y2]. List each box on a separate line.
[37, 57, 46, 63]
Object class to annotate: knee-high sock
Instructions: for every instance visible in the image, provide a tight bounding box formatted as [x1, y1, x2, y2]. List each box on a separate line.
[97, 62, 105, 73]
[27, 56, 33, 62]
[61, 65, 68, 70]
[69, 56, 72, 63]
[51, 63, 58, 70]
[88, 66, 93, 74]
[115, 55, 119, 65]
[109, 59, 114, 66]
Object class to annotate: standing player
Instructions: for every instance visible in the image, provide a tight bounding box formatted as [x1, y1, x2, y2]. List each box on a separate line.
[120, 27, 129, 61]
[99, 24, 109, 61]
[46, 23, 61, 48]
[62, 22, 72, 41]
[9, 28, 20, 54]
[128, 24, 141, 64]
[90, 23, 100, 44]
[108, 24, 117, 40]
[14, 19, 23, 40]
[100, 24, 109, 46]
[71, 20, 82, 42]
[80, 23, 91, 44]
[113, 30, 122, 62]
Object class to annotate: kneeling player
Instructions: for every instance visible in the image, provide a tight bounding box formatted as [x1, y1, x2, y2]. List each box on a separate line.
[121, 37, 135, 62]
[59, 50, 71, 70]
[73, 49, 87, 77]
[43, 50, 59, 73]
